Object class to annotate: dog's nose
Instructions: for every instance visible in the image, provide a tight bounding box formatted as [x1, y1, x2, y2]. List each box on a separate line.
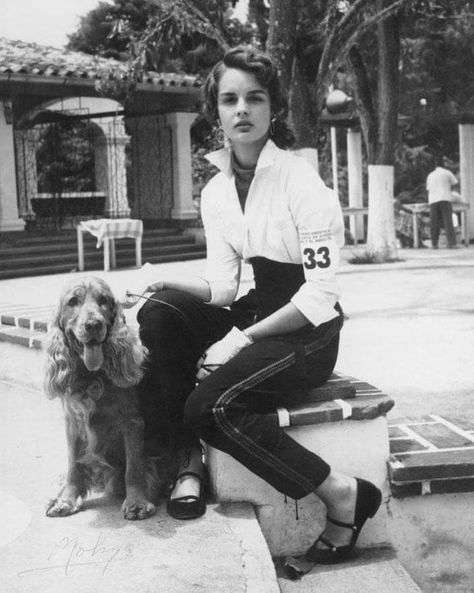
[85, 319, 103, 332]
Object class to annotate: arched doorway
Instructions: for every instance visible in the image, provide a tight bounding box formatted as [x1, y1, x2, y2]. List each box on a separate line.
[14, 97, 130, 229]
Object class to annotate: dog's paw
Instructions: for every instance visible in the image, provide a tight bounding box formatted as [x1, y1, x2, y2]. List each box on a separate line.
[122, 498, 156, 520]
[46, 497, 82, 517]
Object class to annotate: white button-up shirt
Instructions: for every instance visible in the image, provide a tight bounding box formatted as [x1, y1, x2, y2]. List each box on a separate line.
[426, 167, 458, 204]
[200, 140, 344, 327]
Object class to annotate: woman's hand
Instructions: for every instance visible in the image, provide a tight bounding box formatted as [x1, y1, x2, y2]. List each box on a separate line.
[119, 263, 162, 308]
[196, 327, 253, 381]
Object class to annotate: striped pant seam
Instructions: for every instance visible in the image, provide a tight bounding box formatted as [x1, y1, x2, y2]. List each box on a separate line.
[212, 317, 343, 494]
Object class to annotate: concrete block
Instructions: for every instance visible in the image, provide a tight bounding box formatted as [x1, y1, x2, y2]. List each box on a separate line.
[206, 416, 391, 556]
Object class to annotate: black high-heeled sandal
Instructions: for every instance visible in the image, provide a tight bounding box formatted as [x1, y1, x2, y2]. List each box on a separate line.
[166, 467, 208, 520]
[305, 478, 382, 564]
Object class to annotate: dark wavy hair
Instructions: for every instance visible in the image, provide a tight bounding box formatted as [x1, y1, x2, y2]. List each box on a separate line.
[202, 46, 295, 149]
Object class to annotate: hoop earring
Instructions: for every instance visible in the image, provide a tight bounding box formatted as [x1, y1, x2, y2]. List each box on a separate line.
[215, 126, 225, 144]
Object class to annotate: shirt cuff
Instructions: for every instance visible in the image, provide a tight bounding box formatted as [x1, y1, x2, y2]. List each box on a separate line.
[290, 291, 339, 327]
[205, 280, 236, 307]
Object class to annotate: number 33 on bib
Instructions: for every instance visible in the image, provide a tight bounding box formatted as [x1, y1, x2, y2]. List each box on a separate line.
[299, 229, 339, 277]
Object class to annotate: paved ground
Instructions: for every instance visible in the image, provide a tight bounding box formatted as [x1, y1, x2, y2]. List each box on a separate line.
[1, 244, 474, 592]
[0, 378, 278, 593]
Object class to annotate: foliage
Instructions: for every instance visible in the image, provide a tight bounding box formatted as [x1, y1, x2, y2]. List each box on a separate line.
[394, 143, 433, 202]
[67, 0, 155, 60]
[347, 249, 401, 264]
[400, 10, 474, 117]
[36, 121, 95, 193]
[68, 0, 254, 76]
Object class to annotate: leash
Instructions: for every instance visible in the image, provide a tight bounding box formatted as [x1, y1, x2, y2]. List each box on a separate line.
[125, 291, 202, 344]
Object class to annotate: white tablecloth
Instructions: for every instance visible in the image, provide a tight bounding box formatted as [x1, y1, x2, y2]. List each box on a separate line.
[79, 218, 143, 248]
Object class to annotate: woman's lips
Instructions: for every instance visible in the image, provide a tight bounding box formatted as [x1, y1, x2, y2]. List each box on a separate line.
[234, 122, 252, 129]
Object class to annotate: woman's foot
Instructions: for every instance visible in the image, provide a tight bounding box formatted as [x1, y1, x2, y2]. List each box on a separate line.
[314, 474, 358, 549]
[167, 445, 207, 520]
[306, 473, 381, 563]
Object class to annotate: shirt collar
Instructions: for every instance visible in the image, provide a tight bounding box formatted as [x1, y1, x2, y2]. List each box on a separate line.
[205, 139, 280, 177]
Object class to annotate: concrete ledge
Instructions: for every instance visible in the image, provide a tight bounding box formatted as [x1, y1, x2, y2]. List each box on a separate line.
[205, 375, 393, 556]
[206, 415, 391, 556]
[277, 548, 423, 593]
[0, 498, 280, 593]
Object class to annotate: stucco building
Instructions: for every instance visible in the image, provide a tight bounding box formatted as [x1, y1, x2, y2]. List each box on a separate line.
[0, 37, 201, 232]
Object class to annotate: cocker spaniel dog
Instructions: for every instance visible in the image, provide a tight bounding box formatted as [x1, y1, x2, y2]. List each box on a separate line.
[44, 276, 160, 520]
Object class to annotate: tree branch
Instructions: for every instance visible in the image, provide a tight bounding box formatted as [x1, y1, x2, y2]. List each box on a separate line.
[317, 0, 408, 99]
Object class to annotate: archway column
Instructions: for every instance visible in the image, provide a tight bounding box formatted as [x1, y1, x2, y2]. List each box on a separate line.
[95, 119, 130, 218]
[165, 112, 198, 221]
[459, 123, 474, 242]
[0, 102, 25, 231]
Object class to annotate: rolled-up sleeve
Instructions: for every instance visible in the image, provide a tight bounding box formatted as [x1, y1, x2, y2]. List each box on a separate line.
[288, 166, 344, 326]
[200, 185, 241, 306]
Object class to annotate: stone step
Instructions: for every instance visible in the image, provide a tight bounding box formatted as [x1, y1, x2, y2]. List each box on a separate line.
[0, 241, 203, 268]
[276, 547, 422, 593]
[0, 234, 195, 258]
[389, 414, 474, 496]
[206, 375, 393, 557]
[0, 248, 207, 279]
[0, 321, 44, 348]
[0, 228, 206, 279]
[0, 227, 179, 248]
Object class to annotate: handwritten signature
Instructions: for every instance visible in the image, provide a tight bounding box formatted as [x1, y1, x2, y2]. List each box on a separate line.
[18, 534, 133, 577]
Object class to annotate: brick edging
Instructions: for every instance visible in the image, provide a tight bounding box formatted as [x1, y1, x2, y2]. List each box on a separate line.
[0, 314, 48, 350]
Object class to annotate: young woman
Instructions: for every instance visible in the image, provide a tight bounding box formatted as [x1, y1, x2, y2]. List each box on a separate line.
[131, 46, 381, 564]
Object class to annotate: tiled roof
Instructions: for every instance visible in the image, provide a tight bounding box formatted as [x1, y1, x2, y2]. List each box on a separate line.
[0, 37, 200, 90]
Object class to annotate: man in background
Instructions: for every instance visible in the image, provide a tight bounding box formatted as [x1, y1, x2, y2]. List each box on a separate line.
[426, 156, 459, 249]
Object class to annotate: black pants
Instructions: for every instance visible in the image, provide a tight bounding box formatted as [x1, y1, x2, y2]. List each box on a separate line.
[137, 289, 342, 500]
[430, 200, 456, 247]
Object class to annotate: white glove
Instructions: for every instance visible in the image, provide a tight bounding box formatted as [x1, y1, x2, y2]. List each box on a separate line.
[119, 263, 163, 308]
[196, 327, 253, 381]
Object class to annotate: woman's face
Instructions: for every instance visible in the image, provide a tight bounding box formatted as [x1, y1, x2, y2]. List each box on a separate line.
[216, 67, 271, 149]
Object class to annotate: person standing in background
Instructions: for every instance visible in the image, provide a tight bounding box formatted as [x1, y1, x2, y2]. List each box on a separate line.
[426, 156, 459, 249]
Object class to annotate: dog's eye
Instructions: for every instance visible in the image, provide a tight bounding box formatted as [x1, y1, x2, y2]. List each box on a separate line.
[67, 296, 78, 307]
[97, 295, 109, 307]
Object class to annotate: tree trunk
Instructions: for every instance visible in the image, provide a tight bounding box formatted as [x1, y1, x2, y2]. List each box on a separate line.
[267, 1, 320, 150]
[289, 60, 320, 149]
[375, 3, 400, 165]
[366, 165, 397, 259]
[365, 1, 400, 260]
[266, 1, 297, 91]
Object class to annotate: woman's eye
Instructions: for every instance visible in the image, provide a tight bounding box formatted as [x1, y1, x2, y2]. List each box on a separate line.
[67, 297, 78, 307]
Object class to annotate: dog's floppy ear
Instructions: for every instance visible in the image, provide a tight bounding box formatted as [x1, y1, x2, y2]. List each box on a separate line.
[102, 299, 147, 388]
[43, 304, 79, 399]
